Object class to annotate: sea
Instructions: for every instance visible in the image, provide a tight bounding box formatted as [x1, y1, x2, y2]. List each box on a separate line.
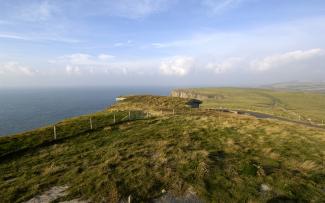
[0, 86, 173, 136]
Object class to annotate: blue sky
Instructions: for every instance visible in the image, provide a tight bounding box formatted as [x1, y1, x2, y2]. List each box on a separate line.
[0, 0, 325, 87]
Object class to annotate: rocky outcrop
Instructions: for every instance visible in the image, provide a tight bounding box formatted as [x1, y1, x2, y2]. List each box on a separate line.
[171, 89, 209, 100]
[171, 89, 224, 100]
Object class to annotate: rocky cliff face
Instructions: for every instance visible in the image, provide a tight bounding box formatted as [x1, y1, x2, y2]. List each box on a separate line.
[171, 89, 225, 100]
[170, 89, 210, 100]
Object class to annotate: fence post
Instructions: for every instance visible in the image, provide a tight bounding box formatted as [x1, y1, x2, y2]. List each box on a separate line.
[53, 125, 57, 140]
[114, 114, 116, 124]
[129, 111, 131, 120]
[128, 195, 131, 203]
[90, 117, 93, 130]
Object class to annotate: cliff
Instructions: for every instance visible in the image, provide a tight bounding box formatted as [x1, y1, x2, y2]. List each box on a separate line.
[171, 89, 224, 100]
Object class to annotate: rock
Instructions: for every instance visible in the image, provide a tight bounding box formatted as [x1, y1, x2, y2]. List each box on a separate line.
[154, 187, 203, 203]
[25, 186, 68, 203]
[260, 184, 271, 192]
[24, 186, 89, 203]
[104, 126, 112, 131]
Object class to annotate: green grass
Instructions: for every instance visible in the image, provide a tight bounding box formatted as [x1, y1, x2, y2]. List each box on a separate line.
[0, 95, 324, 202]
[0, 110, 146, 158]
[172, 87, 325, 123]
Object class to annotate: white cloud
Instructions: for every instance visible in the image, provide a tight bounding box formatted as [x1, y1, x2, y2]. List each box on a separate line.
[251, 49, 325, 71]
[160, 56, 194, 76]
[51, 53, 153, 76]
[207, 57, 243, 74]
[65, 65, 81, 75]
[65, 53, 93, 65]
[56, 53, 114, 66]
[0, 62, 36, 76]
[151, 43, 169, 48]
[114, 40, 133, 47]
[98, 54, 115, 61]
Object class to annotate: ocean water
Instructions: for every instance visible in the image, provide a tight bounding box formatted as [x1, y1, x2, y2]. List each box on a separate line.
[0, 87, 172, 136]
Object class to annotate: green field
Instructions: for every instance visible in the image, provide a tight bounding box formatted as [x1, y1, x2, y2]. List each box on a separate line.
[172, 87, 325, 124]
[0, 95, 324, 202]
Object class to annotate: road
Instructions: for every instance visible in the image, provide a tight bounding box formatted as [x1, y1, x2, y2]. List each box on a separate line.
[214, 108, 325, 129]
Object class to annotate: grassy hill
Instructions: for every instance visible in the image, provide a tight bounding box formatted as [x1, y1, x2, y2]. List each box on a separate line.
[171, 87, 325, 124]
[0, 95, 324, 202]
[263, 82, 325, 92]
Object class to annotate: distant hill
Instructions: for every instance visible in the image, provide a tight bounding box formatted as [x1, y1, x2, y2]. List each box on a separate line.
[171, 87, 325, 123]
[262, 82, 325, 92]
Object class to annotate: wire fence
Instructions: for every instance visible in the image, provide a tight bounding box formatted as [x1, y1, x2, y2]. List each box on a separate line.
[1, 107, 324, 159]
[0, 110, 148, 158]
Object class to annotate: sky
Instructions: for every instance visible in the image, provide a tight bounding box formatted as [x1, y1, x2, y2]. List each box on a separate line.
[0, 0, 325, 87]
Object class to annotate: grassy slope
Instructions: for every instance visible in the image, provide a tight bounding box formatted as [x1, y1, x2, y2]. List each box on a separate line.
[265, 82, 325, 92]
[0, 96, 324, 202]
[174, 87, 325, 123]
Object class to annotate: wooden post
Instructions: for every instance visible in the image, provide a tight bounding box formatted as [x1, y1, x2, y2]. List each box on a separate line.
[53, 125, 57, 140]
[113, 114, 116, 124]
[128, 111, 131, 120]
[128, 195, 131, 203]
[90, 117, 93, 130]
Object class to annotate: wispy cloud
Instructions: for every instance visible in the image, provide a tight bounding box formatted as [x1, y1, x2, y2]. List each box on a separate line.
[18, 0, 57, 22]
[0, 62, 36, 76]
[1, 0, 172, 22]
[202, 0, 249, 14]
[0, 32, 80, 43]
[114, 40, 133, 47]
[53, 53, 115, 66]
[98, 54, 115, 61]
[0, 33, 30, 41]
[149, 15, 325, 57]
[251, 49, 325, 71]
[103, 0, 172, 19]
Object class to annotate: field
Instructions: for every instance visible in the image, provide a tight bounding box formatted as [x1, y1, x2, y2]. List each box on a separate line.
[0, 95, 324, 202]
[172, 87, 325, 124]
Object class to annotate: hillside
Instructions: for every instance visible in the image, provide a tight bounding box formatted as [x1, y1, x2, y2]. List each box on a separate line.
[263, 82, 325, 92]
[171, 87, 325, 125]
[0, 95, 325, 202]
